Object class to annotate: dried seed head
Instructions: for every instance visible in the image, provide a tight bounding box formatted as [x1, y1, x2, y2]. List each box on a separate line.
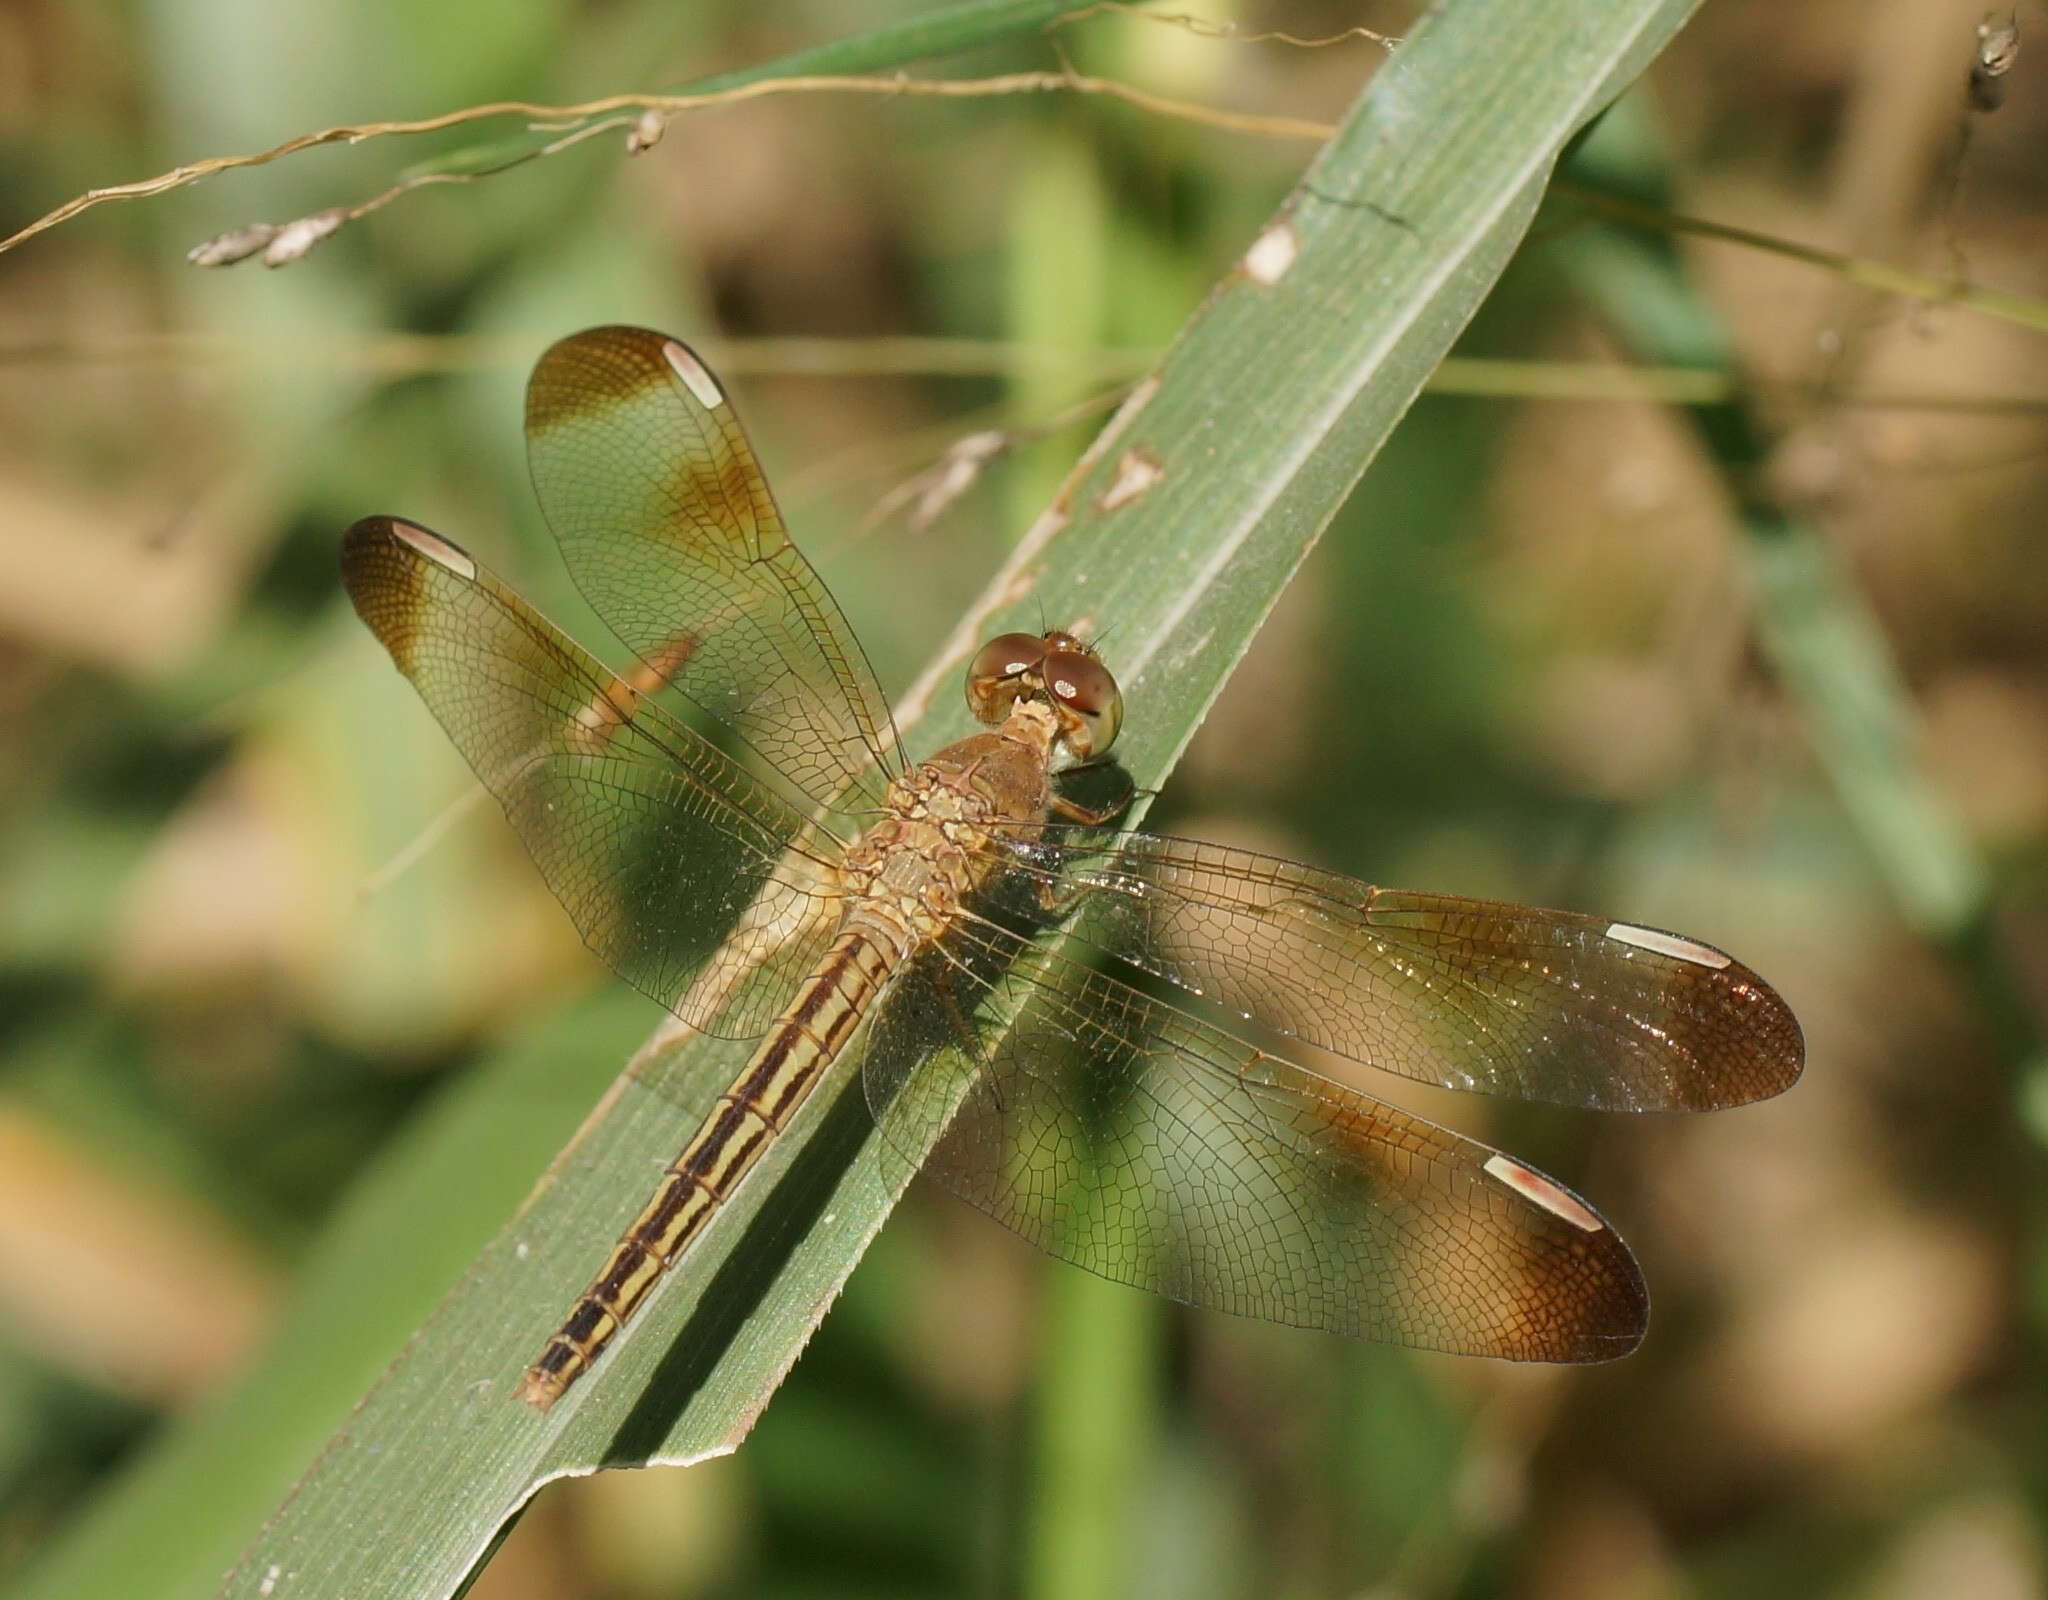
[261, 207, 347, 268]
[867, 431, 1009, 533]
[1971, 16, 2019, 111]
[908, 431, 1007, 530]
[186, 222, 280, 268]
[626, 110, 667, 155]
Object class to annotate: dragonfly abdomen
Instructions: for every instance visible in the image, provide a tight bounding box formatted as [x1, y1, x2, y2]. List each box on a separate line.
[517, 922, 901, 1411]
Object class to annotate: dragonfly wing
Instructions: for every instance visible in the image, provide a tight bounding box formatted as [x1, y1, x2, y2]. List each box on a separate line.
[526, 326, 904, 815]
[862, 916, 1648, 1361]
[1002, 834, 1803, 1112]
[341, 514, 843, 1041]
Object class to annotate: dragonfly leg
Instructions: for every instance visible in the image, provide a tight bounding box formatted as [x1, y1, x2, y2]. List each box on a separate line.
[927, 943, 1007, 1114]
[1049, 783, 1139, 826]
[932, 955, 979, 1054]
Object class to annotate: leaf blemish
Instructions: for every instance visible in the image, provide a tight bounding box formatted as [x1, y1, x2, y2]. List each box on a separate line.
[1095, 447, 1166, 513]
[1243, 220, 1298, 285]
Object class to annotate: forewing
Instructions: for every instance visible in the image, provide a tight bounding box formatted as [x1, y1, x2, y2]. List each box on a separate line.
[340, 515, 842, 1040]
[525, 326, 904, 814]
[863, 917, 1648, 1361]
[1003, 834, 1803, 1112]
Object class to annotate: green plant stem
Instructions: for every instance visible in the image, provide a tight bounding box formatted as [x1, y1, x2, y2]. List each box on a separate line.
[1005, 110, 1160, 1600]
[1023, 1271, 1160, 1600]
[1556, 181, 2048, 336]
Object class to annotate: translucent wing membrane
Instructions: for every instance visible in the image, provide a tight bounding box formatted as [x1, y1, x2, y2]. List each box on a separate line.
[864, 916, 1649, 1361]
[340, 516, 843, 1041]
[1000, 834, 1804, 1113]
[526, 327, 904, 815]
[345, 326, 1811, 1408]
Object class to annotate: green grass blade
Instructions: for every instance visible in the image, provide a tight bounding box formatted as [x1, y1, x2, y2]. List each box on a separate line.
[15, 3, 1704, 1596]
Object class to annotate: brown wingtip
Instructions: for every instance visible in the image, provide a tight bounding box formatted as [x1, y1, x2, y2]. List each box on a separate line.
[1521, 1250, 1649, 1365]
[1568, 1238, 1650, 1363]
[1670, 958, 1807, 1112]
[1742, 962, 1807, 1104]
[527, 325, 687, 433]
[1598, 922, 1808, 1110]
[342, 514, 478, 581]
[340, 515, 479, 672]
[1476, 1152, 1650, 1363]
[1594, 1326, 1650, 1361]
[1556, 1232, 1650, 1363]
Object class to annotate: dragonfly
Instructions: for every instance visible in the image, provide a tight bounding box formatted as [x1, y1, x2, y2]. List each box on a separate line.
[340, 326, 1803, 1413]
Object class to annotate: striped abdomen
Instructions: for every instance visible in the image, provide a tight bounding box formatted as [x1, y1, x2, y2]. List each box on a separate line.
[517, 924, 897, 1410]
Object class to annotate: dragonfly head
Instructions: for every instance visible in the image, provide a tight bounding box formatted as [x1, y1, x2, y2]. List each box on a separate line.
[966, 629, 1123, 765]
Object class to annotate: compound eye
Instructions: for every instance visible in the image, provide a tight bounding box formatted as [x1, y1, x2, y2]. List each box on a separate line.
[1044, 650, 1123, 759]
[970, 633, 1046, 682]
[966, 632, 1048, 724]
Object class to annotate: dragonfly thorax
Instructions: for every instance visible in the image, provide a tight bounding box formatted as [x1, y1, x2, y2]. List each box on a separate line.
[840, 728, 1054, 942]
